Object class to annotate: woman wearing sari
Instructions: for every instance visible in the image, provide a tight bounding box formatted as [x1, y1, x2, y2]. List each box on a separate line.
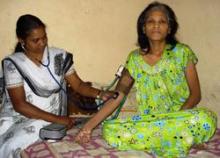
[0, 14, 113, 158]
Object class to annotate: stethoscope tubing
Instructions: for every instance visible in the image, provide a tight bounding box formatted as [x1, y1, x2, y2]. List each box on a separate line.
[39, 46, 66, 93]
[40, 46, 119, 107]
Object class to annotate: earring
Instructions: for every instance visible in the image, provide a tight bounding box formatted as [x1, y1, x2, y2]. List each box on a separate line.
[143, 27, 146, 34]
[21, 43, 26, 51]
[168, 28, 171, 34]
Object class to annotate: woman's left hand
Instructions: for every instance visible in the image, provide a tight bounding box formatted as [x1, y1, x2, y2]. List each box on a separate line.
[75, 128, 91, 143]
[99, 90, 117, 101]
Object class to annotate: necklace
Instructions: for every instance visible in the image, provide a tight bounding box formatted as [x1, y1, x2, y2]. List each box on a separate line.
[25, 52, 43, 66]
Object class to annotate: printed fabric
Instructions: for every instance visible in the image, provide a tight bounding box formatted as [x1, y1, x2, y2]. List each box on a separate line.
[103, 43, 217, 158]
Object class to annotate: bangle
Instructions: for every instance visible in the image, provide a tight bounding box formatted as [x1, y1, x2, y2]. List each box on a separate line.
[96, 90, 102, 99]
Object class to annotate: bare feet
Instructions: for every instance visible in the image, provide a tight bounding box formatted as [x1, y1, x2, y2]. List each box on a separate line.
[192, 143, 208, 150]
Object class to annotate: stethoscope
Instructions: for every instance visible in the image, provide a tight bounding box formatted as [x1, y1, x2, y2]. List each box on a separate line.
[38, 46, 67, 93]
[38, 46, 120, 107]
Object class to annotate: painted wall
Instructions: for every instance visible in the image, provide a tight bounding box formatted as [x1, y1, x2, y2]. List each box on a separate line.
[0, 0, 220, 123]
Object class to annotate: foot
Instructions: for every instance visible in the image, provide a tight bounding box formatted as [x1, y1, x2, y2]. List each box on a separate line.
[192, 143, 208, 150]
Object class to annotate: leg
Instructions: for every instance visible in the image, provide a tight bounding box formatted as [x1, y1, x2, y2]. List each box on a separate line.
[103, 107, 217, 157]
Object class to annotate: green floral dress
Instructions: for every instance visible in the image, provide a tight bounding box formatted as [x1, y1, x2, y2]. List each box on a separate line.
[103, 43, 217, 158]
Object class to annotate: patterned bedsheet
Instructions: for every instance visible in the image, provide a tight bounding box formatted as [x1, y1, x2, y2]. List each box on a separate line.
[21, 119, 220, 158]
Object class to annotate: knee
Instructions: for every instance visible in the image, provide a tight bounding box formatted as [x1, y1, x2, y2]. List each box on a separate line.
[193, 108, 217, 140]
[196, 108, 217, 127]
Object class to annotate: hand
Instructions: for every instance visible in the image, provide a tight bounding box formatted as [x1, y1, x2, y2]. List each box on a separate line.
[60, 116, 75, 129]
[180, 104, 196, 111]
[75, 128, 91, 143]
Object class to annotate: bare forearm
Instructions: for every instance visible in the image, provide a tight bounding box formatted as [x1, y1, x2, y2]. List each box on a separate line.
[181, 94, 201, 110]
[14, 102, 62, 124]
[83, 92, 124, 130]
[76, 82, 100, 98]
[182, 62, 201, 110]
[82, 68, 133, 129]
[7, 86, 72, 126]
[65, 72, 100, 98]
[75, 69, 134, 143]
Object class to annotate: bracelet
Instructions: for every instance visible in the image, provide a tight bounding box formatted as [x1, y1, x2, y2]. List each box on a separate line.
[96, 90, 102, 99]
[78, 129, 91, 137]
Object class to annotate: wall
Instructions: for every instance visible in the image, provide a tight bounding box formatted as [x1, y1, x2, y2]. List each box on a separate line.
[0, 0, 220, 123]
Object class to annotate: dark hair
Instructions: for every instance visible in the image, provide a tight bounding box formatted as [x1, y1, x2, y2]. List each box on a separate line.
[14, 14, 46, 52]
[137, 1, 179, 53]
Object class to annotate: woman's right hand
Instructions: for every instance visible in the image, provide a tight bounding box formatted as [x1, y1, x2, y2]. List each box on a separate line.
[75, 91, 124, 144]
[75, 127, 92, 143]
[59, 116, 75, 129]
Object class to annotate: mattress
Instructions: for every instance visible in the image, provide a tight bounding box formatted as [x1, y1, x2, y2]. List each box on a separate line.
[21, 119, 220, 158]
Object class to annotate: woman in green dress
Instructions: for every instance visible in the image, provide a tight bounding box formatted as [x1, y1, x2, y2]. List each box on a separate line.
[75, 2, 217, 157]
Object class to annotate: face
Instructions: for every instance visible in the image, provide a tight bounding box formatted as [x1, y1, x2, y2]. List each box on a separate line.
[20, 26, 48, 54]
[144, 10, 169, 42]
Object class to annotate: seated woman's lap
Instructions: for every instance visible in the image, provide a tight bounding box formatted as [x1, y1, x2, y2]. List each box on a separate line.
[102, 107, 217, 157]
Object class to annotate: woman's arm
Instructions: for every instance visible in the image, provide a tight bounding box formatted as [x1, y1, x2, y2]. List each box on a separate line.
[7, 86, 74, 129]
[75, 68, 134, 143]
[65, 71, 101, 98]
[181, 61, 201, 110]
